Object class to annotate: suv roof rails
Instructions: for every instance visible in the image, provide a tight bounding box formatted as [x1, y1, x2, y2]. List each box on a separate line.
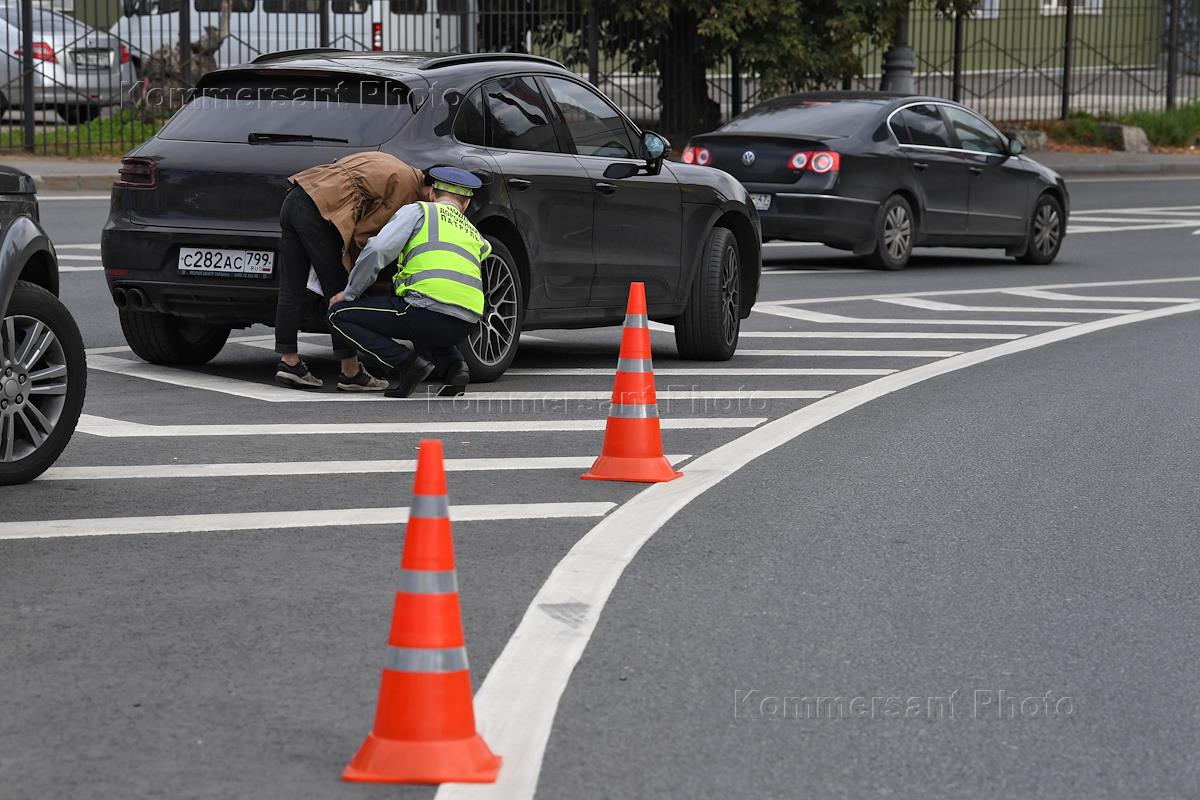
[418, 52, 565, 70]
[251, 47, 353, 64]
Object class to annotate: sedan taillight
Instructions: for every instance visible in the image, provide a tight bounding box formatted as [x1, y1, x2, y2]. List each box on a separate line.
[116, 157, 157, 189]
[120, 44, 131, 64]
[788, 150, 840, 174]
[15, 41, 57, 63]
[682, 145, 712, 166]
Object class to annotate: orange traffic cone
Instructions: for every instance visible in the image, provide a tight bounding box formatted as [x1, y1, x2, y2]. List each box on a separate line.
[343, 439, 501, 785]
[581, 282, 682, 484]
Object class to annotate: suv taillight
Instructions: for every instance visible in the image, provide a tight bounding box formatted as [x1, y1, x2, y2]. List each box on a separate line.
[372, 22, 383, 51]
[116, 157, 156, 189]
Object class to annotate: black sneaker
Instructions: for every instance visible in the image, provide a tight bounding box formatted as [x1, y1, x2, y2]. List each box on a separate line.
[275, 359, 322, 389]
[436, 362, 470, 397]
[385, 356, 435, 398]
[337, 368, 388, 392]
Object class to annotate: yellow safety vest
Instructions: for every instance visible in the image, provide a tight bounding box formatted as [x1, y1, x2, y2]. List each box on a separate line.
[393, 201, 488, 318]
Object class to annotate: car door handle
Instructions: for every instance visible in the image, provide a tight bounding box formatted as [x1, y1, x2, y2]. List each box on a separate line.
[969, 166, 983, 175]
[594, 182, 617, 194]
[912, 161, 928, 171]
[506, 178, 532, 191]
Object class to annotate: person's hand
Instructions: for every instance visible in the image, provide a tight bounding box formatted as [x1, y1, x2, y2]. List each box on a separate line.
[329, 291, 346, 306]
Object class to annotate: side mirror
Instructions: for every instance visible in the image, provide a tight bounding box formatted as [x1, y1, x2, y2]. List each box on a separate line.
[1007, 137, 1024, 156]
[641, 130, 669, 176]
[603, 162, 638, 180]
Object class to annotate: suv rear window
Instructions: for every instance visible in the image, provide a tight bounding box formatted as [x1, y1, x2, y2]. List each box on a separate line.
[722, 99, 881, 137]
[157, 76, 414, 146]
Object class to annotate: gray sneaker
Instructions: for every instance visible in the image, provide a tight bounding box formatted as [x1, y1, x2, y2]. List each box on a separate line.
[337, 368, 388, 392]
[275, 359, 323, 389]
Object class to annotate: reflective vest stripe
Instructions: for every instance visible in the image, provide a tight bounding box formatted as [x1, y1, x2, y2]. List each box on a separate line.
[403, 244, 483, 274]
[384, 645, 469, 673]
[609, 403, 658, 419]
[404, 266, 483, 291]
[410, 494, 450, 519]
[617, 357, 653, 373]
[397, 568, 459, 595]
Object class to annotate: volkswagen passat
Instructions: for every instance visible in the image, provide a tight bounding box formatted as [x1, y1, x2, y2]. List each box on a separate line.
[101, 51, 762, 380]
[683, 92, 1069, 270]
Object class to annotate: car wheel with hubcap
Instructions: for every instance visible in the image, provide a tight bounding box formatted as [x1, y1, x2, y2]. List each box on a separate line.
[460, 236, 524, 383]
[675, 225, 740, 361]
[864, 194, 915, 270]
[0, 281, 86, 486]
[119, 308, 230, 365]
[1016, 193, 1064, 265]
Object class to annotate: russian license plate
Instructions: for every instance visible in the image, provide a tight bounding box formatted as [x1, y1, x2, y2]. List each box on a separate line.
[750, 193, 772, 211]
[178, 247, 274, 278]
[74, 50, 111, 69]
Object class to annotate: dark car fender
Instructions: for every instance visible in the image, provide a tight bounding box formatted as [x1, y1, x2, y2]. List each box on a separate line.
[0, 216, 59, 313]
[668, 163, 762, 319]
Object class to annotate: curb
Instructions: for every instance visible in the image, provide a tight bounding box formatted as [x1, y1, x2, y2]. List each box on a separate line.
[33, 174, 115, 193]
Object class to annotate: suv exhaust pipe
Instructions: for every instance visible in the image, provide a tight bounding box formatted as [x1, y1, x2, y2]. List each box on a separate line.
[112, 287, 129, 308]
[127, 288, 149, 310]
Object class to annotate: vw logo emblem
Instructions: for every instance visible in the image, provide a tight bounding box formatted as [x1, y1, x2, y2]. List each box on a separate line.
[742, 150, 756, 166]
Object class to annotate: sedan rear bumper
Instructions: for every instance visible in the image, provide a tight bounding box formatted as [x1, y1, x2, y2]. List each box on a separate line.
[754, 191, 879, 246]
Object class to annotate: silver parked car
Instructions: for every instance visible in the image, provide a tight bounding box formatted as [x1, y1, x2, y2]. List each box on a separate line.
[0, 4, 137, 122]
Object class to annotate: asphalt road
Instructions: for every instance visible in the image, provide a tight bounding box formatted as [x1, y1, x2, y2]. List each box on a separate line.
[3, 176, 1200, 799]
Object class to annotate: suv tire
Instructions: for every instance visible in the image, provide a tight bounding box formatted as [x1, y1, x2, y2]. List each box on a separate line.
[675, 225, 740, 361]
[460, 236, 524, 383]
[120, 309, 230, 365]
[0, 281, 87, 485]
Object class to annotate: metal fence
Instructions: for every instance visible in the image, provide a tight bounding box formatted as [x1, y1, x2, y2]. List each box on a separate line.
[2, 0, 1199, 155]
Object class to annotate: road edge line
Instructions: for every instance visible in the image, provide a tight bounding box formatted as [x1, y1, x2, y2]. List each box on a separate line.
[436, 300, 1200, 800]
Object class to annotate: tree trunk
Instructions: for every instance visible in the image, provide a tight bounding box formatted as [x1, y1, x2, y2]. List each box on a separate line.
[655, 8, 719, 139]
[138, 0, 232, 120]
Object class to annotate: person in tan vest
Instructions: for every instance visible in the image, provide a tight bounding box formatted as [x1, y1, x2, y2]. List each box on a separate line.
[273, 152, 424, 390]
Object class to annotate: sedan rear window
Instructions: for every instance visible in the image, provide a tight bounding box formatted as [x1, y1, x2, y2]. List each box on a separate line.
[156, 76, 414, 146]
[721, 100, 881, 137]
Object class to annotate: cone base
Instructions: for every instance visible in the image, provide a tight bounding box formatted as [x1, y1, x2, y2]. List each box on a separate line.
[581, 455, 682, 483]
[342, 732, 502, 784]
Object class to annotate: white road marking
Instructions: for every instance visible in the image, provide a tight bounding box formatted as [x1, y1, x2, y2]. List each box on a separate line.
[762, 268, 871, 275]
[440, 298, 1200, 800]
[1070, 176, 1200, 183]
[54, 243, 103, 250]
[36, 195, 112, 201]
[0, 502, 616, 540]
[877, 296, 1141, 314]
[737, 349, 961, 358]
[505, 367, 895, 377]
[767, 275, 1200, 307]
[58, 266, 104, 273]
[75, 414, 766, 438]
[38, 455, 692, 481]
[56, 253, 103, 261]
[1001, 288, 1197, 303]
[754, 305, 1072, 327]
[738, 331, 1023, 340]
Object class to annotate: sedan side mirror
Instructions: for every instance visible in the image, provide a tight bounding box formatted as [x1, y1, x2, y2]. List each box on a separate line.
[1007, 137, 1024, 156]
[641, 131, 670, 176]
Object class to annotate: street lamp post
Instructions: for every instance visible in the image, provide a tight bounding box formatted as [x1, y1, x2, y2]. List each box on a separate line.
[880, 5, 916, 94]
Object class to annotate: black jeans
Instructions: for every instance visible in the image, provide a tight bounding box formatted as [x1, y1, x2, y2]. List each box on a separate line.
[327, 296, 472, 374]
[274, 187, 355, 359]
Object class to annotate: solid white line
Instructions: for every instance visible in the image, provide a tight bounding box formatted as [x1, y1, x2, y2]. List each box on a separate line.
[1070, 176, 1200, 183]
[737, 348, 961, 358]
[1000, 288, 1197, 303]
[877, 296, 1141, 314]
[54, 243, 103, 250]
[762, 268, 871, 275]
[754, 305, 1071, 327]
[738, 331, 1023, 340]
[38, 456, 693, 481]
[1069, 216, 1200, 224]
[56, 253, 103, 261]
[75, 414, 766, 438]
[58, 266, 104, 273]
[505, 367, 894, 377]
[766, 275, 1200, 307]
[0, 502, 616, 540]
[36, 195, 111, 202]
[439, 298, 1200, 800]
[762, 241, 823, 248]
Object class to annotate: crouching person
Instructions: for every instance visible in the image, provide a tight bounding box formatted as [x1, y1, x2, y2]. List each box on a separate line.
[327, 166, 487, 399]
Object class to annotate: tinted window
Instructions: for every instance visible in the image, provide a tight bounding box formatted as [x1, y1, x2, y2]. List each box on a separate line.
[332, 0, 369, 11]
[896, 104, 954, 148]
[121, 0, 181, 15]
[195, 0, 254, 10]
[889, 117, 912, 144]
[454, 87, 486, 146]
[542, 77, 635, 158]
[943, 106, 1005, 155]
[721, 99, 883, 137]
[158, 78, 413, 146]
[483, 76, 559, 153]
[263, 0, 318, 11]
[390, 0, 427, 13]
[439, 0, 468, 11]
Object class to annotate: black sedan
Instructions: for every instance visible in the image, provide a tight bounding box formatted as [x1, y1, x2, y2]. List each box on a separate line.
[683, 92, 1069, 270]
[102, 51, 762, 380]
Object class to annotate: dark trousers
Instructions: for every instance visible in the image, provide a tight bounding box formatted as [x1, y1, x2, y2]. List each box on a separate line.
[274, 186, 355, 359]
[327, 296, 472, 374]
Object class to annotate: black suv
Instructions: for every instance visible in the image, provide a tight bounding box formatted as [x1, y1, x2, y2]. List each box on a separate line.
[102, 51, 762, 381]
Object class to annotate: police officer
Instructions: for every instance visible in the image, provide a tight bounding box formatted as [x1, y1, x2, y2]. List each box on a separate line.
[327, 166, 487, 399]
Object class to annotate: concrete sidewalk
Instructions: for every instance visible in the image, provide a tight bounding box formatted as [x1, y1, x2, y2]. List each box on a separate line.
[2, 150, 1199, 193]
